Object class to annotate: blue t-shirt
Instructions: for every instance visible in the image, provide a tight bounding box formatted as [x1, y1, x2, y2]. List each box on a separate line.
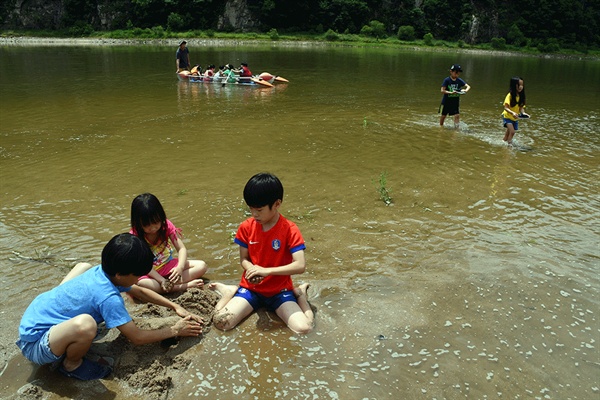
[18, 265, 132, 342]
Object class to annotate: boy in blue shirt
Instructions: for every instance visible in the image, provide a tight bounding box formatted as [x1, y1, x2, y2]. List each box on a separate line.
[16, 233, 203, 380]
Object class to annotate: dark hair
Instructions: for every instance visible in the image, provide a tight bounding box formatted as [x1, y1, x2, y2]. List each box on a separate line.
[509, 76, 526, 107]
[101, 233, 154, 277]
[243, 173, 284, 208]
[131, 193, 168, 243]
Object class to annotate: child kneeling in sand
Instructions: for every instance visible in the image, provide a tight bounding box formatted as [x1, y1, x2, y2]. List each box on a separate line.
[209, 172, 314, 334]
[16, 233, 203, 381]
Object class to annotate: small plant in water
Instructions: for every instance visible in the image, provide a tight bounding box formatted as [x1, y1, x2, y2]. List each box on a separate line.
[374, 172, 392, 205]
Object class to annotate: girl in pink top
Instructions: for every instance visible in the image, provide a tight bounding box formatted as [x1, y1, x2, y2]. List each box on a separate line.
[130, 193, 207, 293]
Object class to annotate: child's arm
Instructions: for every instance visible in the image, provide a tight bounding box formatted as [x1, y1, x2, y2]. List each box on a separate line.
[117, 316, 202, 345]
[504, 102, 519, 118]
[168, 236, 188, 283]
[519, 106, 529, 117]
[462, 83, 471, 93]
[243, 248, 306, 282]
[128, 284, 204, 321]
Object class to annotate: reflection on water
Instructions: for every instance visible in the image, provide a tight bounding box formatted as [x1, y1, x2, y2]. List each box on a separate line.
[0, 44, 599, 399]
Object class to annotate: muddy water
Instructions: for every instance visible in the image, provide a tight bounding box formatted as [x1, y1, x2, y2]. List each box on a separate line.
[0, 42, 599, 399]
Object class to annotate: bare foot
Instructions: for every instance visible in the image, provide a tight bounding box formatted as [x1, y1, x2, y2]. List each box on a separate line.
[208, 282, 238, 298]
[187, 279, 204, 289]
[208, 282, 239, 312]
[294, 282, 310, 299]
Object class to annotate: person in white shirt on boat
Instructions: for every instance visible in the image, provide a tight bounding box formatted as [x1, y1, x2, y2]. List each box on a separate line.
[213, 65, 225, 81]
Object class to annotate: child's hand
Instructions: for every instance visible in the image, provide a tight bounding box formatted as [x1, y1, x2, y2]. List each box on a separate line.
[174, 305, 204, 322]
[161, 279, 174, 292]
[168, 268, 183, 283]
[173, 315, 203, 337]
[245, 266, 267, 283]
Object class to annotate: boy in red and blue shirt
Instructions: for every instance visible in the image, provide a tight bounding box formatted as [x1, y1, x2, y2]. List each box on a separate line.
[209, 173, 314, 334]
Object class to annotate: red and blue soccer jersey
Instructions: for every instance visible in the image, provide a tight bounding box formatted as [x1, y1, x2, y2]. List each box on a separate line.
[234, 215, 306, 297]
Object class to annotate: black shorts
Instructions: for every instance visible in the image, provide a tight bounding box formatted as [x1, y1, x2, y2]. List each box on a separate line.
[439, 99, 460, 116]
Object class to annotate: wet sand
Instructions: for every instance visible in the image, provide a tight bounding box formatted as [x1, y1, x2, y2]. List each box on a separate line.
[2, 288, 220, 399]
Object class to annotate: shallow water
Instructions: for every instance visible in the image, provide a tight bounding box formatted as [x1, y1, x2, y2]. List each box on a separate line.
[0, 43, 599, 399]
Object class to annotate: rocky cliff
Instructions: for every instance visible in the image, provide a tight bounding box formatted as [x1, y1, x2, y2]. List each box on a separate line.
[2, 0, 256, 31]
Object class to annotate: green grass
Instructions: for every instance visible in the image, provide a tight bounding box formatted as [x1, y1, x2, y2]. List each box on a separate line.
[1, 29, 597, 58]
[374, 172, 392, 206]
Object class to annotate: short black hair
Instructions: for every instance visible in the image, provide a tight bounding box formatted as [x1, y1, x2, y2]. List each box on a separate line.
[243, 172, 284, 208]
[101, 233, 154, 277]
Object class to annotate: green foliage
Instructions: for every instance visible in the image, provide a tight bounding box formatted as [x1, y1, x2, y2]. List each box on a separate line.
[507, 24, 526, 46]
[374, 172, 392, 206]
[457, 39, 466, 48]
[151, 25, 165, 38]
[423, 32, 434, 46]
[491, 37, 506, 50]
[324, 29, 339, 41]
[397, 25, 415, 41]
[268, 28, 280, 40]
[537, 38, 561, 53]
[167, 13, 185, 32]
[68, 21, 94, 37]
[3, 0, 599, 52]
[361, 20, 386, 39]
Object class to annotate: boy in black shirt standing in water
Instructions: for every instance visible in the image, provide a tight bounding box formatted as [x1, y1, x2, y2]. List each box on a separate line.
[439, 64, 471, 128]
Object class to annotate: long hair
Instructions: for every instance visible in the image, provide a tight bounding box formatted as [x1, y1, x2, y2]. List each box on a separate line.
[509, 76, 526, 107]
[130, 193, 168, 244]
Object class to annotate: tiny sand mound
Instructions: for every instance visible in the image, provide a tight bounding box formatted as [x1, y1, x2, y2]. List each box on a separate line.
[90, 288, 220, 399]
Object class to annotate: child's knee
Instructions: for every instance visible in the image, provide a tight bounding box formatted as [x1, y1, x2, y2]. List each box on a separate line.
[72, 315, 98, 339]
[212, 312, 236, 331]
[290, 321, 313, 335]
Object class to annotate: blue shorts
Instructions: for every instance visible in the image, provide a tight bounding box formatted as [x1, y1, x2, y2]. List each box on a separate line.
[16, 328, 62, 365]
[234, 287, 297, 311]
[503, 118, 518, 130]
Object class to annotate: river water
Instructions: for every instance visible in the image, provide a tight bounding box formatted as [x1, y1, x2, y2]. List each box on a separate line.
[0, 41, 598, 399]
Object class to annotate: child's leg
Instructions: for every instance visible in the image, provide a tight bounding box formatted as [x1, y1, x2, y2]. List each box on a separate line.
[49, 315, 97, 371]
[174, 260, 208, 290]
[439, 114, 447, 126]
[136, 277, 164, 293]
[60, 263, 93, 285]
[208, 282, 239, 311]
[211, 295, 254, 331]
[504, 123, 516, 143]
[453, 113, 460, 128]
[277, 284, 314, 334]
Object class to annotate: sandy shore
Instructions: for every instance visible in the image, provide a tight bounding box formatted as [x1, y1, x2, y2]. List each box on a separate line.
[1, 288, 220, 399]
[1, 36, 593, 60]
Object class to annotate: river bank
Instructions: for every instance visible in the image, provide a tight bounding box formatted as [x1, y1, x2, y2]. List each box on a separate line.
[0, 36, 596, 60]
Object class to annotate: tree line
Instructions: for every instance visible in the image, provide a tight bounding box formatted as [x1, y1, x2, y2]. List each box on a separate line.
[2, 0, 598, 52]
